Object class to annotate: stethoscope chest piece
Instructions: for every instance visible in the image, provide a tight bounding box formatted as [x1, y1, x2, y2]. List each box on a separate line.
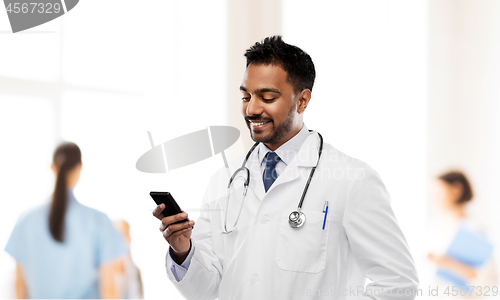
[288, 210, 306, 228]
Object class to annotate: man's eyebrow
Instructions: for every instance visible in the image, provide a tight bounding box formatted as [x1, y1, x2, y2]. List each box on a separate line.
[239, 86, 282, 95]
[256, 88, 281, 95]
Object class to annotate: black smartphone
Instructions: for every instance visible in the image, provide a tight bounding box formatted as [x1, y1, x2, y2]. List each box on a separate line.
[150, 192, 189, 225]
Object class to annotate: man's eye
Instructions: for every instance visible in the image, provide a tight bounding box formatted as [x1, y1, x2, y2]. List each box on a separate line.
[242, 97, 250, 101]
[263, 98, 275, 102]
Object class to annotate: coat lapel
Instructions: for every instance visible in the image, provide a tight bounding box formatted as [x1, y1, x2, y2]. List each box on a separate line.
[263, 132, 321, 195]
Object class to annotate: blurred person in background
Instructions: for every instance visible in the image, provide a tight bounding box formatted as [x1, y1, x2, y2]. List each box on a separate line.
[427, 171, 497, 298]
[114, 219, 144, 299]
[4, 142, 128, 299]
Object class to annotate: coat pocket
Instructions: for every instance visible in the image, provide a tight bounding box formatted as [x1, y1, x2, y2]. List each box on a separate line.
[275, 210, 330, 273]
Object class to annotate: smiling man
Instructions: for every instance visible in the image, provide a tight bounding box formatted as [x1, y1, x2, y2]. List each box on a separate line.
[240, 59, 310, 151]
[153, 36, 419, 300]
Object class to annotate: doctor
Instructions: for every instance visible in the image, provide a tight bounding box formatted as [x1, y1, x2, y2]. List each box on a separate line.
[153, 36, 419, 299]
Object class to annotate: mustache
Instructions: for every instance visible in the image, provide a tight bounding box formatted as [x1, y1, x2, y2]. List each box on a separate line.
[245, 116, 273, 123]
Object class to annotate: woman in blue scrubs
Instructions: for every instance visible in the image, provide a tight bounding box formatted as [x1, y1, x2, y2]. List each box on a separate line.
[5, 142, 128, 299]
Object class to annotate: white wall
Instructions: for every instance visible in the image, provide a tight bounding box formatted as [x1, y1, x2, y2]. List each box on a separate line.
[427, 0, 500, 286]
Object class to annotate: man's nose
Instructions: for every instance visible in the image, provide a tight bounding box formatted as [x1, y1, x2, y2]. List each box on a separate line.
[246, 97, 263, 116]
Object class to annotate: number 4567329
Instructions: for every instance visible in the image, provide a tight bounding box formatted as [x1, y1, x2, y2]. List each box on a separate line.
[444, 286, 498, 297]
[5, 3, 61, 14]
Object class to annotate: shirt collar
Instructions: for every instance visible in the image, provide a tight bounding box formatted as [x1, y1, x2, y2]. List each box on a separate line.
[258, 123, 310, 167]
[67, 189, 78, 206]
[48, 189, 78, 206]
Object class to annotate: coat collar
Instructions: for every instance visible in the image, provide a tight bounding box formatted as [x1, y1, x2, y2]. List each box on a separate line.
[257, 124, 310, 167]
[295, 131, 321, 168]
[248, 131, 321, 200]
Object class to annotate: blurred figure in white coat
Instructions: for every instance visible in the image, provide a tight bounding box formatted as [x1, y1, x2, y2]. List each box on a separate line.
[427, 171, 497, 298]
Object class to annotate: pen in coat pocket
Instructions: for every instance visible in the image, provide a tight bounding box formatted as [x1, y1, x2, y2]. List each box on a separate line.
[322, 201, 328, 230]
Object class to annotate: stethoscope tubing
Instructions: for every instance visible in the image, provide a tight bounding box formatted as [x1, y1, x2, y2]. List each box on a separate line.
[223, 131, 323, 233]
[297, 132, 323, 211]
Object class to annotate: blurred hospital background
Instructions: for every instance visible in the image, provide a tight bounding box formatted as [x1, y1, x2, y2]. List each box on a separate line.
[1, 0, 500, 298]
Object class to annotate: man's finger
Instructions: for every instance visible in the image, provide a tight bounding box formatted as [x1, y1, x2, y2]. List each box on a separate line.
[163, 227, 172, 240]
[165, 220, 192, 233]
[160, 218, 194, 232]
[152, 204, 166, 219]
[169, 227, 192, 239]
[161, 212, 188, 226]
[163, 225, 182, 240]
[162, 219, 194, 239]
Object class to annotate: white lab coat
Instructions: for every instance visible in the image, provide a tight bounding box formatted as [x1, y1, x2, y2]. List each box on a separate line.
[166, 132, 419, 300]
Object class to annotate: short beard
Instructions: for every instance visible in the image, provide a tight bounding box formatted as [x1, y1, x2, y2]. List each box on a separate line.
[248, 101, 297, 144]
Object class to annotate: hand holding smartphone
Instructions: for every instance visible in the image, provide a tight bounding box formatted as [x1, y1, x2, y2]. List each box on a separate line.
[150, 192, 189, 225]
[151, 192, 194, 263]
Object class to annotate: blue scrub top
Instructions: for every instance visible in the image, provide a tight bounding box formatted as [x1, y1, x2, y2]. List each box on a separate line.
[4, 190, 128, 299]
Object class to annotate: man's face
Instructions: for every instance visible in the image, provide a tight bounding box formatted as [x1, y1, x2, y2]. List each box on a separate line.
[240, 64, 304, 151]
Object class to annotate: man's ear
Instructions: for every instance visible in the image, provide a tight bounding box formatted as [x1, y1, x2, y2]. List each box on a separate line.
[297, 89, 311, 114]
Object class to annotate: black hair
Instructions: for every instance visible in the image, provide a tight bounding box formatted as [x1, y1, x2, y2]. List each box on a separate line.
[438, 171, 474, 205]
[244, 36, 316, 94]
[49, 142, 81, 243]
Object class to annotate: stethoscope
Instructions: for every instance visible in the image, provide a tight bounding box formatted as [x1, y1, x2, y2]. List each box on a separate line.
[222, 131, 323, 234]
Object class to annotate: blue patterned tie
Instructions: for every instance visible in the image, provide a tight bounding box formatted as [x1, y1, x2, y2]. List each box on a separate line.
[263, 152, 281, 192]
